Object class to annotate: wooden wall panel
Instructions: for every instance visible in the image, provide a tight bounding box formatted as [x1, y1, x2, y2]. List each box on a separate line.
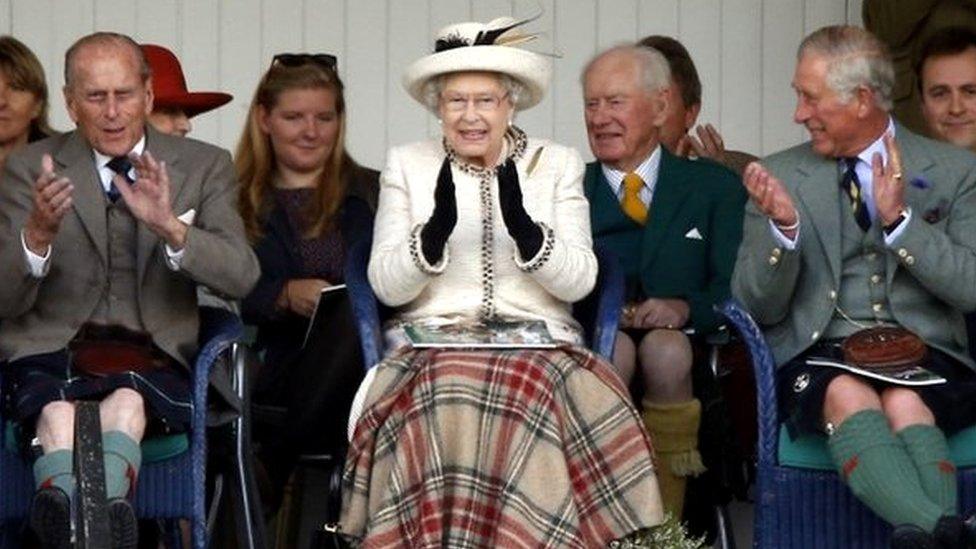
[637, 0, 679, 39]
[0, 1, 10, 34]
[679, 0, 722, 127]
[12, 0, 56, 127]
[93, 0, 136, 35]
[48, 0, 95, 130]
[304, 0, 346, 69]
[762, 0, 806, 153]
[261, 0, 303, 64]
[345, 0, 387, 168]
[553, 0, 596, 158]
[720, 0, 763, 157]
[471, 0, 512, 22]
[848, 0, 864, 26]
[217, 0, 260, 146]
[805, 0, 847, 34]
[180, 0, 221, 144]
[385, 0, 429, 154]
[515, 0, 555, 140]
[596, 0, 638, 49]
[2, 0, 860, 158]
[429, 0, 470, 38]
[135, 0, 178, 45]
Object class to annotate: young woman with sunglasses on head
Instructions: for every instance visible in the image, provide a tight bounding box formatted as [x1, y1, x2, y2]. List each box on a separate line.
[236, 53, 378, 512]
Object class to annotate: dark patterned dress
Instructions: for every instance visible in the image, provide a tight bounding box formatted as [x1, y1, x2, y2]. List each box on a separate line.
[242, 169, 378, 510]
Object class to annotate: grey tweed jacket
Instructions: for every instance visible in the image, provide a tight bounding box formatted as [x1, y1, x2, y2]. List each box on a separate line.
[732, 125, 976, 368]
[0, 126, 259, 374]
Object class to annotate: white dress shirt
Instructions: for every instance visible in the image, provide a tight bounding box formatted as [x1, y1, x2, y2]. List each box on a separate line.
[600, 145, 662, 208]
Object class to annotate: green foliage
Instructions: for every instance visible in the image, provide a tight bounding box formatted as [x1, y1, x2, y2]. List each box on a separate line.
[609, 513, 706, 549]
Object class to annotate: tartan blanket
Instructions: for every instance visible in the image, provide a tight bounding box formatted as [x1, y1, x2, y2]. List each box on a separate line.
[340, 346, 664, 548]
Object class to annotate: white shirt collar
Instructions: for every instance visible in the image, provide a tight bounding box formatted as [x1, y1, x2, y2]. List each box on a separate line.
[93, 135, 146, 190]
[600, 145, 662, 205]
[846, 117, 896, 168]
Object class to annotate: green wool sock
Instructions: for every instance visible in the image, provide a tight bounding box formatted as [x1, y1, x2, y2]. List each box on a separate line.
[828, 410, 944, 532]
[102, 431, 142, 499]
[897, 424, 957, 516]
[33, 449, 74, 497]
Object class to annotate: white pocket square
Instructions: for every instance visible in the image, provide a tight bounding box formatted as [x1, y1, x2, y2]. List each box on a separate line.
[177, 208, 196, 226]
[684, 227, 703, 240]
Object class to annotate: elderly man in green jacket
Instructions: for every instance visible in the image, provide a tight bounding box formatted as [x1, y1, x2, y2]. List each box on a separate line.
[581, 44, 746, 520]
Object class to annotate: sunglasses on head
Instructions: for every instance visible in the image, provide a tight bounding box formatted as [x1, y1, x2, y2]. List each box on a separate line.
[271, 53, 338, 71]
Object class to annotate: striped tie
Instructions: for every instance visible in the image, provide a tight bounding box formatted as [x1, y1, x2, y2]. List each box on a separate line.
[621, 172, 647, 225]
[840, 157, 871, 231]
[106, 156, 135, 203]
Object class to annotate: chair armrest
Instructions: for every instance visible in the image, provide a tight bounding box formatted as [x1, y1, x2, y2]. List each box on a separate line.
[193, 309, 244, 548]
[716, 299, 779, 468]
[344, 237, 383, 370]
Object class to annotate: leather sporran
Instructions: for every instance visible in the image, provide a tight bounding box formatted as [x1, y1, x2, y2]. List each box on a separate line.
[68, 322, 170, 377]
[841, 326, 927, 373]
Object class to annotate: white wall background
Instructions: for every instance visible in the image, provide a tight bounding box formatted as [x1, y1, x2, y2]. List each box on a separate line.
[0, 0, 862, 170]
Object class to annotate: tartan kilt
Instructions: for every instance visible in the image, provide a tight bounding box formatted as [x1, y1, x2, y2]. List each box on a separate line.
[340, 345, 664, 548]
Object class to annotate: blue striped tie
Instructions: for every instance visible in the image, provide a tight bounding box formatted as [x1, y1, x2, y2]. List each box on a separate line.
[840, 157, 871, 231]
[105, 156, 134, 202]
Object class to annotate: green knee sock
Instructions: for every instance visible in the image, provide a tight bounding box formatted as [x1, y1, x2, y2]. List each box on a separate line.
[102, 431, 142, 499]
[33, 449, 74, 497]
[828, 410, 944, 531]
[897, 424, 957, 516]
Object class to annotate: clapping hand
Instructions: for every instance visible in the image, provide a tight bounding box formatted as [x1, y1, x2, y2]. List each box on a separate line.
[24, 154, 73, 254]
[497, 159, 543, 260]
[117, 150, 187, 249]
[742, 161, 799, 236]
[872, 132, 906, 226]
[675, 123, 728, 165]
[419, 157, 457, 265]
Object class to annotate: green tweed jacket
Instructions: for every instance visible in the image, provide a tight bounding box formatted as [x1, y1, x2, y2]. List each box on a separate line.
[585, 148, 746, 334]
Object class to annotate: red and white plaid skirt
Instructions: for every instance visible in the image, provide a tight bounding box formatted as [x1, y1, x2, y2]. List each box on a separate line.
[340, 346, 664, 548]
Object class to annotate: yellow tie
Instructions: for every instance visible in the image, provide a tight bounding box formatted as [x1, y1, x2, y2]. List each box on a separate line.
[621, 172, 648, 225]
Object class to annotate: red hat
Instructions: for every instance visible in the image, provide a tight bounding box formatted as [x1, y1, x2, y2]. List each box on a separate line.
[141, 44, 232, 118]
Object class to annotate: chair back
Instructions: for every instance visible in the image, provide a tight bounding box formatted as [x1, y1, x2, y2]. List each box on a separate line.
[717, 299, 779, 471]
[344, 236, 386, 369]
[717, 298, 976, 548]
[574, 244, 624, 360]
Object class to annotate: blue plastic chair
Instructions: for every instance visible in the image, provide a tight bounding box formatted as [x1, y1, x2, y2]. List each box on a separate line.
[343, 237, 625, 366]
[0, 308, 252, 549]
[718, 299, 976, 549]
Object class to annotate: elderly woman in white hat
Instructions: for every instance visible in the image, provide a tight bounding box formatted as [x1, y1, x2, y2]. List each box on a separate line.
[340, 15, 667, 547]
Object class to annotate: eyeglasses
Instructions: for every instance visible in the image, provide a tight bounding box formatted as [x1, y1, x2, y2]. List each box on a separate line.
[441, 92, 510, 113]
[271, 53, 338, 71]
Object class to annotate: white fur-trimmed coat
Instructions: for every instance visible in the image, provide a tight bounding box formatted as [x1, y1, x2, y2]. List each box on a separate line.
[367, 138, 597, 344]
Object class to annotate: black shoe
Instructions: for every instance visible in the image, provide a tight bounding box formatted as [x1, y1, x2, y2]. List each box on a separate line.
[934, 515, 968, 548]
[108, 498, 138, 549]
[29, 487, 72, 549]
[962, 513, 976, 548]
[891, 524, 939, 549]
